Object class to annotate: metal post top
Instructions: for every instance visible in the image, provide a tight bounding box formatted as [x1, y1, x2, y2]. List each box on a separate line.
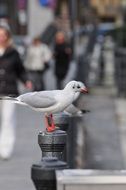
[39, 129, 67, 136]
[38, 129, 67, 146]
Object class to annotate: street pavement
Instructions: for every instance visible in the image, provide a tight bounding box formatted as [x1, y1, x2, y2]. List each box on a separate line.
[78, 87, 124, 170]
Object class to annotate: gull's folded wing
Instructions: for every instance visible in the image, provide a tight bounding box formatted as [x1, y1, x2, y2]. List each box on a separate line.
[18, 91, 56, 108]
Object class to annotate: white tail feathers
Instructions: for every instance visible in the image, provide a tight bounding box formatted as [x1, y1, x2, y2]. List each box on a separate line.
[0, 96, 17, 100]
[0, 96, 26, 106]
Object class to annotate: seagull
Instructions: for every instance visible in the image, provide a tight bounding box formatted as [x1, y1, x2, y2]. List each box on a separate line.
[1, 81, 88, 132]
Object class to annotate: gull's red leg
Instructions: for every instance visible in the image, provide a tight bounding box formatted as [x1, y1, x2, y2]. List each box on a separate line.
[50, 114, 55, 130]
[45, 114, 55, 132]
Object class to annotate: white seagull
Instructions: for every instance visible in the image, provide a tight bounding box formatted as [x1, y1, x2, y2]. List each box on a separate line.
[1, 81, 88, 132]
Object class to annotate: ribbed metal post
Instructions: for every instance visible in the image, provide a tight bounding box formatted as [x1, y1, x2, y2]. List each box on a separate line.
[31, 113, 69, 190]
[38, 130, 67, 160]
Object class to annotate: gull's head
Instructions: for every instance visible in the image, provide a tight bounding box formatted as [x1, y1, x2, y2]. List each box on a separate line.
[64, 81, 88, 94]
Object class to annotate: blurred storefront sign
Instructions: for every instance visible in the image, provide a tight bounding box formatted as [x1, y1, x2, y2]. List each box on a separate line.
[38, 0, 57, 9]
[17, 0, 27, 9]
[39, 0, 49, 6]
[49, 0, 57, 9]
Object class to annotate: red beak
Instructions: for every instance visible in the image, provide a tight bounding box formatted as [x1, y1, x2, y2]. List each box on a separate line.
[80, 87, 88, 93]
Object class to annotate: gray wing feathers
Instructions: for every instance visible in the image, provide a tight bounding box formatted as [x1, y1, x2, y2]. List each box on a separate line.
[18, 92, 56, 108]
[65, 104, 81, 115]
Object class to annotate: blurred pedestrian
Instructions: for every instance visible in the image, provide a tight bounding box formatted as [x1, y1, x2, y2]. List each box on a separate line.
[54, 31, 71, 89]
[24, 37, 52, 91]
[0, 25, 32, 159]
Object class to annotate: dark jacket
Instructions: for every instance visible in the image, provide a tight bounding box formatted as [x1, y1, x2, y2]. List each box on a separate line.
[54, 43, 71, 80]
[0, 47, 27, 95]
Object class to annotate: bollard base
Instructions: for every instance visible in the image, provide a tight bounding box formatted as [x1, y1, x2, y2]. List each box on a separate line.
[31, 157, 68, 190]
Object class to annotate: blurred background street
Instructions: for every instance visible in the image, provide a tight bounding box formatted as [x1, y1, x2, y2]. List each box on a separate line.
[1, 0, 126, 190]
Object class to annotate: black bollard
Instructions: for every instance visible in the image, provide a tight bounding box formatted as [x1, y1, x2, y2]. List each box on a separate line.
[54, 113, 84, 168]
[53, 113, 70, 162]
[31, 115, 68, 190]
[31, 157, 67, 190]
[53, 113, 70, 131]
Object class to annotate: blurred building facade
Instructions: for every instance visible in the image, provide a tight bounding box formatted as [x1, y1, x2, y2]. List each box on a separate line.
[0, 0, 28, 35]
[1, 0, 126, 37]
[0, 0, 54, 37]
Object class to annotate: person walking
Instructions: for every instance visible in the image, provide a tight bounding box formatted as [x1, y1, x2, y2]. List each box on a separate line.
[54, 31, 71, 89]
[0, 25, 32, 159]
[24, 37, 52, 91]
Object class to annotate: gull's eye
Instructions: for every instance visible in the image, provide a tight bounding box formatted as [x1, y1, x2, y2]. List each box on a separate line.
[73, 84, 75, 89]
[77, 85, 80, 88]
